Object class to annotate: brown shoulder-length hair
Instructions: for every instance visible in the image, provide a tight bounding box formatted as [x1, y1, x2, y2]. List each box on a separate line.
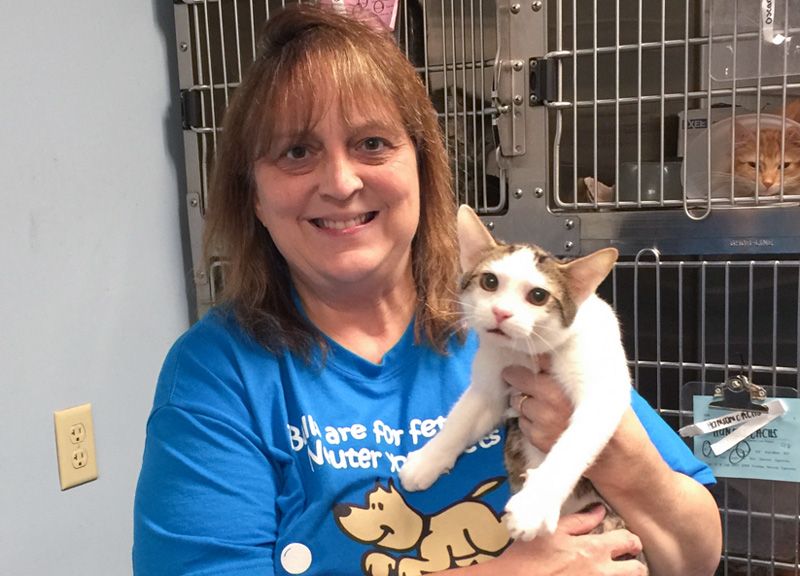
[204, 2, 462, 357]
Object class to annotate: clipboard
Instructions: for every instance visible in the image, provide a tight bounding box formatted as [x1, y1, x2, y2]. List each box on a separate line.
[679, 377, 798, 482]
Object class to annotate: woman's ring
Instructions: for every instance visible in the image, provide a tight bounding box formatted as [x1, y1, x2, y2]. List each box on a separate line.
[518, 394, 531, 415]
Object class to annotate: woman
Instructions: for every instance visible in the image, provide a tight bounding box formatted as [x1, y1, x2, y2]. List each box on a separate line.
[133, 4, 721, 575]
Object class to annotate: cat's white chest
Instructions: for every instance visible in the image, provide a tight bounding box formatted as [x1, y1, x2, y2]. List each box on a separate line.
[470, 341, 537, 395]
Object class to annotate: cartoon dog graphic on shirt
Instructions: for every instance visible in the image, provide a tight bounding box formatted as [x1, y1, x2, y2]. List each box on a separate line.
[334, 478, 510, 576]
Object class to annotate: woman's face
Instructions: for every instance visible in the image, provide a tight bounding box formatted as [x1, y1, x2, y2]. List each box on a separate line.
[252, 100, 420, 296]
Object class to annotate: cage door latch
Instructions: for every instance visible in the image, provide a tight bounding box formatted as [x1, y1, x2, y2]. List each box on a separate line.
[529, 57, 555, 105]
[180, 89, 202, 131]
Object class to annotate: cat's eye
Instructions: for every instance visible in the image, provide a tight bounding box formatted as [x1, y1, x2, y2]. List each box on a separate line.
[479, 273, 499, 291]
[747, 161, 757, 168]
[784, 162, 793, 169]
[527, 287, 550, 306]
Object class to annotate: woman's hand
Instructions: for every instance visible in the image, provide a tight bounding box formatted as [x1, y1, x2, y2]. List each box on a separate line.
[504, 357, 573, 453]
[506, 505, 647, 575]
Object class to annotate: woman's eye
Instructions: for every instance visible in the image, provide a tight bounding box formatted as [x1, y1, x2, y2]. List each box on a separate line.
[527, 287, 550, 306]
[361, 137, 387, 152]
[285, 145, 308, 160]
[479, 273, 498, 291]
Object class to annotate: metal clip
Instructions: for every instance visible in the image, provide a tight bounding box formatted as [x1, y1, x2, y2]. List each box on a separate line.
[709, 374, 768, 412]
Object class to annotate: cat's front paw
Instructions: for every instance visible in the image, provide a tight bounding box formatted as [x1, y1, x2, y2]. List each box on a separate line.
[399, 448, 449, 492]
[504, 490, 561, 541]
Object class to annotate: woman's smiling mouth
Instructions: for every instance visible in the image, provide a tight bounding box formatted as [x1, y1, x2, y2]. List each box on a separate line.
[311, 211, 378, 230]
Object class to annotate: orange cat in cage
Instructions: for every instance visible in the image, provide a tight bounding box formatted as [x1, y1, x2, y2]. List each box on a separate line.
[732, 100, 800, 197]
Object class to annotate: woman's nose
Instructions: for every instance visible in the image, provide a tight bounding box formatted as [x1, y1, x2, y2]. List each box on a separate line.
[322, 152, 363, 199]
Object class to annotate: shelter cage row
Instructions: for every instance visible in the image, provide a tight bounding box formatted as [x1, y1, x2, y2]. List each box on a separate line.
[172, 1, 800, 573]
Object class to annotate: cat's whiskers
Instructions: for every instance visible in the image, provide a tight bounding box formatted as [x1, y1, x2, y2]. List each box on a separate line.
[455, 301, 480, 314]
[458, 311, 480, 330]
[524, 329, 558, 356]
[521, 334, 544, 360]
[457, 301, 514, 337]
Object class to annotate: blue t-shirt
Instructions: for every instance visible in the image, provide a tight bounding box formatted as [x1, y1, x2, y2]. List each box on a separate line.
[133, 309, 714, 575]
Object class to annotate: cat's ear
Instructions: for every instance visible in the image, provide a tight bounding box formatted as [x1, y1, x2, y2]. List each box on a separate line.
[457, 204, 497, 272]
[786, 125, 800, 145]
[560, 247, 618, 306]
[734, 120, 755, 148]
[785, 99, 800, 122]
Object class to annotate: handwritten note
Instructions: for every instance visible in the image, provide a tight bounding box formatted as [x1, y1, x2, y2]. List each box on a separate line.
[691, 396, 799, 482]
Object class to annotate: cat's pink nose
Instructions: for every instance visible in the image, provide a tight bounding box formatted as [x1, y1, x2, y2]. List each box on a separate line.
[492, 307, 512, 324]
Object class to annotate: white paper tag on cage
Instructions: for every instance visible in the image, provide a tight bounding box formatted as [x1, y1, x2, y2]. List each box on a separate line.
[679, 401, 784, 438]
[330, 0, 347, 14]
[319, 0, 399, 31]
[689, 396, 800, 482]
[763, 0, 777, 43]
[761, 0, 790, 45]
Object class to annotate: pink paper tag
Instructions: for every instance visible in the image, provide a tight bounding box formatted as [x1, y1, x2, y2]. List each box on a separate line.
[321, 0, 399, 31]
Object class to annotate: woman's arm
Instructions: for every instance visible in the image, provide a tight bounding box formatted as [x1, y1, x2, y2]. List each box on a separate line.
[585, 409, 721, 576]
[133, 326, 282, 575]
[134, 403, 281, 575]
[504, 363, 722, 576]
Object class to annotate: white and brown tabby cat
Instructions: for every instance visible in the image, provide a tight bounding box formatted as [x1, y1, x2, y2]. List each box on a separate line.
[399, 206, 639, 554]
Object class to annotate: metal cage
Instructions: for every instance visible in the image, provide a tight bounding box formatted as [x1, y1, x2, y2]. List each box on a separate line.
[172, 1, 800, 573]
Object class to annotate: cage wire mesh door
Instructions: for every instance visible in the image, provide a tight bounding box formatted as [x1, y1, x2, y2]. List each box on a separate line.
[172, 0, 799, 573]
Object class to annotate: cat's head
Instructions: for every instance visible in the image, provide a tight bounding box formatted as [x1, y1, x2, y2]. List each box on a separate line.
[733, 122, 800, 196]
[456, 205, 618, 354]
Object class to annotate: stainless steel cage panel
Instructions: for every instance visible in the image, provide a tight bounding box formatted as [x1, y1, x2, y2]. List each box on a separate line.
[488, 0, 800, 257]
[612, 254, 800, 575]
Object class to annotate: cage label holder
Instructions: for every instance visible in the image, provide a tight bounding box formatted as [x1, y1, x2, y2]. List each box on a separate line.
[680, 381, 799, 483]
[680, 399, 786, 456]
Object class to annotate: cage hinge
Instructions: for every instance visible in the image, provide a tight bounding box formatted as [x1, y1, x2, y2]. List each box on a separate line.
[529, 58, 555, 105]
[180, 89, 202, 131]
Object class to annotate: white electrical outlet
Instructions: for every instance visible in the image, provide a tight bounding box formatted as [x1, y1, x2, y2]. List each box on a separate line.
[54, 403, 98, 490]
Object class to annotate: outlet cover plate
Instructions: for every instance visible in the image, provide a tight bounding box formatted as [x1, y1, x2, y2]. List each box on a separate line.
[54, 403, 98, 490]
